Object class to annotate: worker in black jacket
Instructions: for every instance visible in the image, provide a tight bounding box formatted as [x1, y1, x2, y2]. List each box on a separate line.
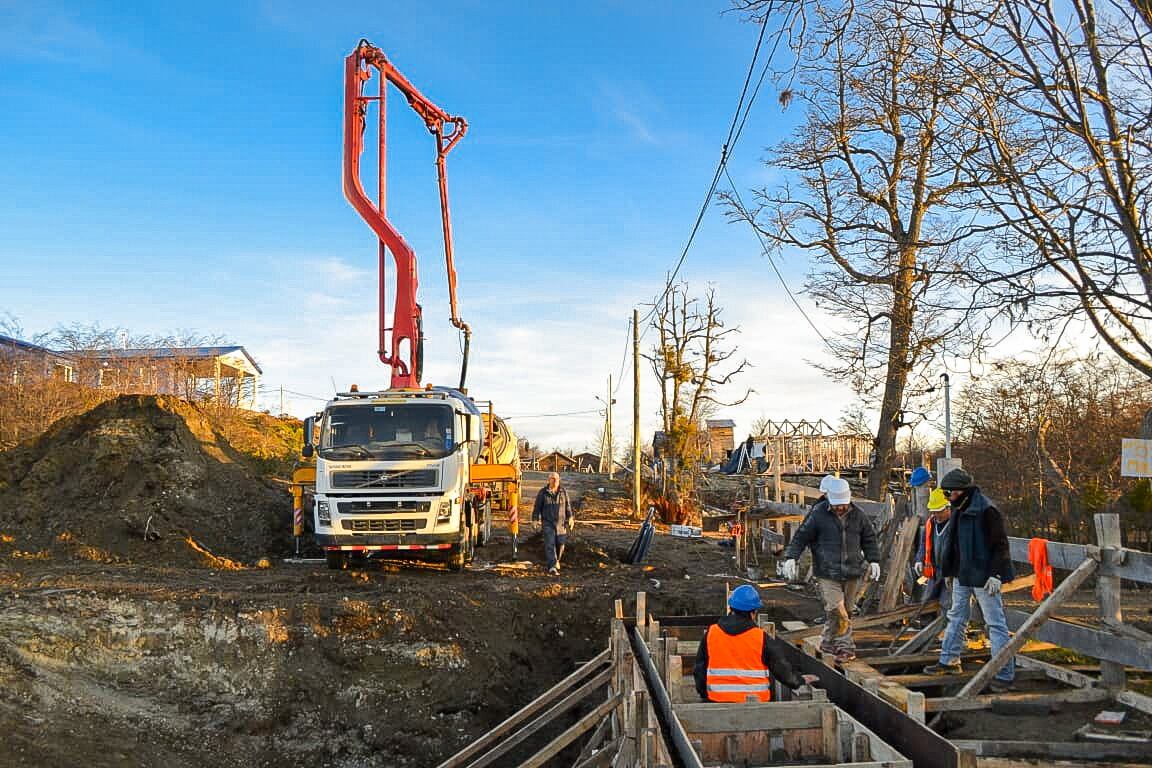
[694, 585, 817, 701]
[923, 468, 1016, 692]
[781, 477, 881, 663]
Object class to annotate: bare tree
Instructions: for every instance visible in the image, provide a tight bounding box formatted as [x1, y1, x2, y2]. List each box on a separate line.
[645, 283, 751, 510]
[932, 0, 1152, 378]
[727, 0, 997, 500]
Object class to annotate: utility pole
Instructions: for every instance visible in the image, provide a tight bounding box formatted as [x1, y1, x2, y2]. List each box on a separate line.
[606, 374, 614, 480]
[279, 385, 285, 417]
[632, 309, 641, 519]
[942, 373, 952, 459]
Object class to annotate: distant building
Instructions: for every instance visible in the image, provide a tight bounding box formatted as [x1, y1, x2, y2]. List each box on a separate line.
[538, 451, 577, 473]
[574, 452, 601, 473]
[0, 334, 262, 410]
[706, 419, 736, 464]
[0, 334, 76, 384]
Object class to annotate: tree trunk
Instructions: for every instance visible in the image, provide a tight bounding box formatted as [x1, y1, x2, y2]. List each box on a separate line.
[866, 265, 916, 501]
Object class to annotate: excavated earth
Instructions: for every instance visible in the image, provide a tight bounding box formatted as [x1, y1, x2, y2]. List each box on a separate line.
[0, 395, 814, 766]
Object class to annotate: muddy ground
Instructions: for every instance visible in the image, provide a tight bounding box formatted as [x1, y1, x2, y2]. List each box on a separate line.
[0, 465, 817, 768]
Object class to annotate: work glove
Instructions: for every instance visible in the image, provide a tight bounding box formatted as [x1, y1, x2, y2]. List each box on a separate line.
[868, 562, 881, 582]
[781, 559, 798, 581]
[983, 576, 1002, 596]
[913, 561, 924, 577]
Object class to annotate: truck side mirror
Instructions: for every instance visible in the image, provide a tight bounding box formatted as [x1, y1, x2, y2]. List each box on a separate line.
[302, 416, 316, 458]
[467, 415, 478, 445]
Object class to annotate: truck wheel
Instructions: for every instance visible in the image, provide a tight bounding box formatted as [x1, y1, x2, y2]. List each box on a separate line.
[448, 521, 473, 571]
[326, 551, 349, 570]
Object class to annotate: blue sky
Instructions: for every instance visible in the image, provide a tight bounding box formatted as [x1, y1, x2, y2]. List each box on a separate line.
[0, 1, 858, 450]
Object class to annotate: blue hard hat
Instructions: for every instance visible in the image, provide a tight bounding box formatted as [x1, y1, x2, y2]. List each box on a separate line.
[910, 467, 931, 487]
[728, 584, 762, 612]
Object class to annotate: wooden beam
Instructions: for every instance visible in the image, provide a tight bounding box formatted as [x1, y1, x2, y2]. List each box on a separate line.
[435, 649, 610, 768]
[955, 556, 1098, 698]
[951, 738, 1152, 761]
[879, 515, 920, 613]
[456, 667, 613, 768]
[893, 614, 946, 656]
[1117, 688, 1152, 716]
[1008, 536, 1152, 584]
[1095, 513, 1127, 689]
[518, 693, 623, 768]
[1013, 654, 1096, 688]
[925, 686, 1111, 712]
[673, 701, 825, 733]
[1004, 610, 1152, 670]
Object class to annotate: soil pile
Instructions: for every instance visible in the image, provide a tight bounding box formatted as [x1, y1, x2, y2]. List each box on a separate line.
[0, 395, 291, 566]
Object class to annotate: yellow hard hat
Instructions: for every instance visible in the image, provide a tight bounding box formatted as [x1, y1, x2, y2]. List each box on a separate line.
[927, 488, 950, 512]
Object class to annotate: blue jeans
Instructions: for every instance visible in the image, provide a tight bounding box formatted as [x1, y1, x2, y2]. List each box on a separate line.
[939, 583, 1014, 682]
[542, 525, 566, 570]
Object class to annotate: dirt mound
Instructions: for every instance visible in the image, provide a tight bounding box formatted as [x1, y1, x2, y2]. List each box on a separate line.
[0, 395, 292, 566]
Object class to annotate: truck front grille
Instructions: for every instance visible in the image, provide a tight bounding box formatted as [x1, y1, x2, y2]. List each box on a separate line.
[343, 518, 427, 533]
[336, 500, 432, 514]
[331, 469, 438, 489]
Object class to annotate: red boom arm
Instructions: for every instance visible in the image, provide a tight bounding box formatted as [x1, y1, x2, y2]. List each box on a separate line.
[342, 40, 470, 389]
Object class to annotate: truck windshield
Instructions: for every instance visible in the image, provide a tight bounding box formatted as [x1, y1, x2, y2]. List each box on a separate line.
[320, 403, 456, 460]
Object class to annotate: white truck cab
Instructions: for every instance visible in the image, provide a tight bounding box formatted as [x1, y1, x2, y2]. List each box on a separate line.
[304, 387, 490, 570]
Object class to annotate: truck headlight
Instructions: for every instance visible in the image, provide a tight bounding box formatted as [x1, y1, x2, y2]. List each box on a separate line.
[317, 499, 331, 524]
[436, 500, 452, 521]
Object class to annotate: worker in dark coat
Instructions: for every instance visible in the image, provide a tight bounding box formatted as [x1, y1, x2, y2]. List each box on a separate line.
[694, 585, 816, 702]
[781, 478, 881, 663]
[923, 468, 1016, 692]
[532, 472, 574, 575]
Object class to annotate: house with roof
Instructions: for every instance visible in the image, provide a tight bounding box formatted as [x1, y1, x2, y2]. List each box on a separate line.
[538, 451, 577, 473]
[706, 419, 736, 464]
[0, 334, 77, 384]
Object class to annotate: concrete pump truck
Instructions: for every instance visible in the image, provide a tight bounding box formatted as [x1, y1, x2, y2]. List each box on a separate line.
[289, 41, 520, 571]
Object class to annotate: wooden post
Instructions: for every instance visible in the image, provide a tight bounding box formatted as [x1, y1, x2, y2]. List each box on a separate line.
[1095, 513, 1126, 689]
[635, 591, 647, 628]
[774, 436, 783, 502]
[879, 514, 920, 612]
[954, 555, 1099, 698]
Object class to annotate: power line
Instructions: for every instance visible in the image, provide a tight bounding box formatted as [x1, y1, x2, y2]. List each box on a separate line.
[504, 408, 602, 420]
[639, 11, 773, 333]
[722, 166, 833, 348]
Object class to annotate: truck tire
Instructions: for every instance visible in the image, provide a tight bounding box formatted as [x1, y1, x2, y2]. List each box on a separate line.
[326, 550, 349, 570]
[448, 520, 473, 572]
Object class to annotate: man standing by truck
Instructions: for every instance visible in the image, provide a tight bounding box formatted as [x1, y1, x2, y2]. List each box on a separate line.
[532, 472, 574, 575]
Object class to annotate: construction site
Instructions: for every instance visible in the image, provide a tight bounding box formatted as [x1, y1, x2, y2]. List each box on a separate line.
[4, 2, 1152, 767]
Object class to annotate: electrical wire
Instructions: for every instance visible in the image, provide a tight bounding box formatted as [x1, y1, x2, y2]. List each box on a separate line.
[639, 10, 773, 333]
[722, 166, 833, 348]
[503, 408, 602, 420]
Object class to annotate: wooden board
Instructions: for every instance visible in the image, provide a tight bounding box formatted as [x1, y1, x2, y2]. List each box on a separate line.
[1004, 609, 1152, 669]
[1008, 537, 1152, 584]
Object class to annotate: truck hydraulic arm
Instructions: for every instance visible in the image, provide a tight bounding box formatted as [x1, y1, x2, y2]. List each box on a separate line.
[343, 39, 471, 390]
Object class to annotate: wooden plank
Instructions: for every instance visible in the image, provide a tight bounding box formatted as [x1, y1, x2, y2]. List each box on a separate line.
[820, 705, 840, 762]
[435, 649, 610, 768]
[1013, 654, 1096, 688]
[635, 591, 647, 628]
[955, 556, 1099, 698]
[1095, 513, 1127, 689]
[868, 650, 993, 669]
[1004, 609, 1152, 669]
[458, 667, 614, 768]
[879, 515, 920, 612]
[893, 614, 946, 656]
[1117, 688, 1152, 716]
[673, 701, 826, 733]
[783, 602, 939, 642]
[951, 738, 1152, 761]
[518, 693, 623, 768]
[573, 735, 621, 768]
[925, 686, 1111, 712]
[1008, 537, 1152, 584]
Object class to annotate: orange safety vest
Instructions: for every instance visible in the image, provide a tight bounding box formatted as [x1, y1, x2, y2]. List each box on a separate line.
[704, 625, 772, 703]
[922, 522, 936, 579]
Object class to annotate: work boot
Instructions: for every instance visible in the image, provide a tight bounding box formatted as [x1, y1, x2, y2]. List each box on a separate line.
[818, 641, 838, 656]
[547, 566, 559, 576]
[987, 679, 1015, 694]
[923, 660, 963, 675]
[834, 649, 856, 664]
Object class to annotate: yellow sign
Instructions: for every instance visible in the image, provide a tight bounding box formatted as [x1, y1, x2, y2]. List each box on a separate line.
[1121, 438, 1152, 477]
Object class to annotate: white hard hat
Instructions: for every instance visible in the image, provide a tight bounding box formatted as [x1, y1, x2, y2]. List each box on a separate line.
[819, 475, 837, 493]
[827, 478, 852, 506]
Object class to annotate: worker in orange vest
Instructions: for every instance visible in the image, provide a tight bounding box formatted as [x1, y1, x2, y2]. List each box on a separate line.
[693, 585, 818, 702]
